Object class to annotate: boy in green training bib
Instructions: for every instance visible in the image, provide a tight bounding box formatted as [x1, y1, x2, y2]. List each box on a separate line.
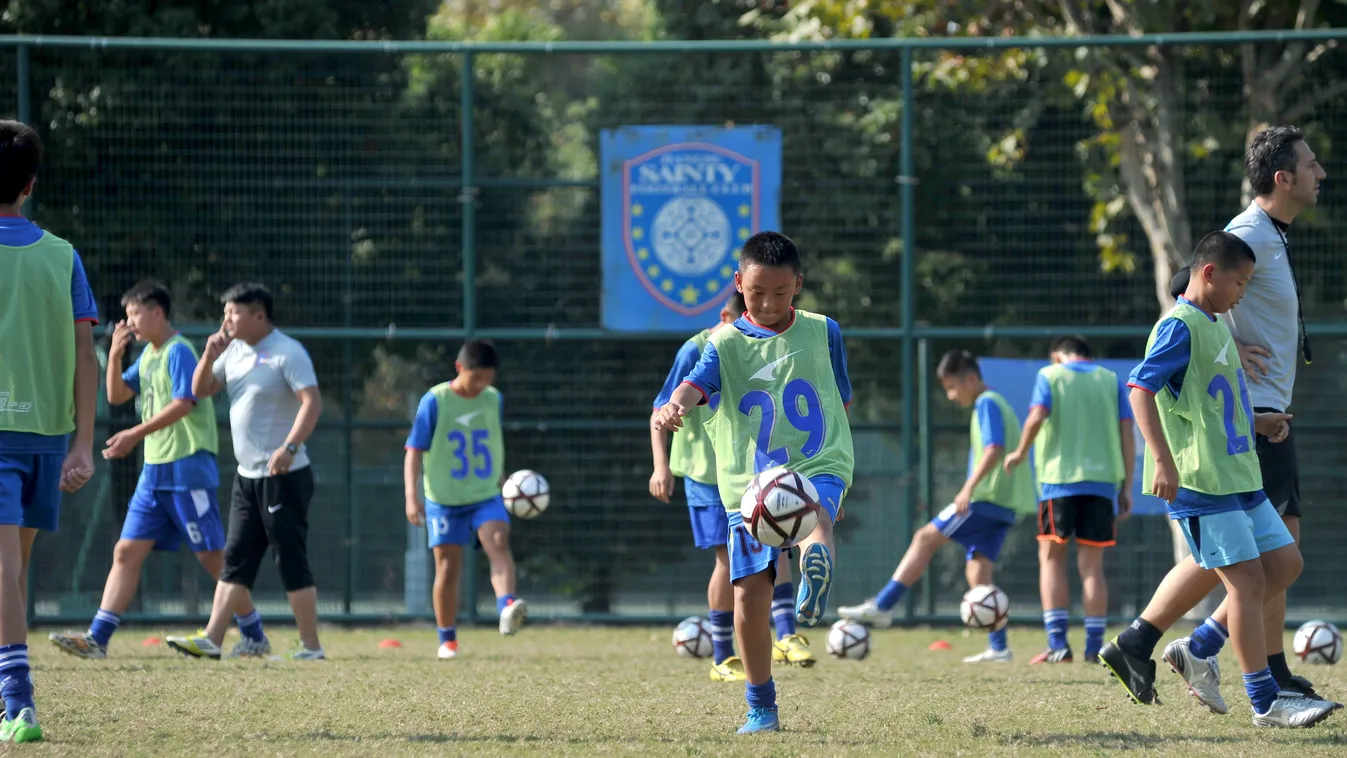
[839, 349, 1034, 664]
[1003, 335, 1135, 665]
[50, 282, 268, 661]
[1100, 231, 1334, 728]
[654, 231, 854, 735]
[404, 340, 526, 659]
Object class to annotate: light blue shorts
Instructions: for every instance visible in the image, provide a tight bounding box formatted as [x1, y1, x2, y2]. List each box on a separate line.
[1179, 499, 1294, 570]
[426, 496, 510, 548]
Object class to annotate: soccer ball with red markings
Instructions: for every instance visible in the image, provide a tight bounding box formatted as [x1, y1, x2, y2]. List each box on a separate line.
[826, 619, 871, 660]
[740, 467, 820, 549]
[960, 584, 1010, 631]
[1293, 620, 1342, 665]
[671, 616, 713, 659]
[502, 469, 550, 519]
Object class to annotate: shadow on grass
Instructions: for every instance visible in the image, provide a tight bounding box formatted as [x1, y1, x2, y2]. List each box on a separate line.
[1002, 730, 1347, 748]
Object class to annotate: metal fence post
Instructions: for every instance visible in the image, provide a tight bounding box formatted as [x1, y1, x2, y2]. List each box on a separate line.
[917, 338, 934, 620]
[460, 51, 481, 624]
[898, 47, 917, 622]
[16, 45, 29, 220]
[342, 186, 357, 615]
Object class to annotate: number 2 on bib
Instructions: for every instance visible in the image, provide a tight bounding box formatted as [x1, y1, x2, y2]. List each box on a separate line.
[1207, 372, 1253, 455]
[738, 378, 825, 473]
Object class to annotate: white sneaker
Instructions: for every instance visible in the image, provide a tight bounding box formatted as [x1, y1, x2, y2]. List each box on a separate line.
[963, 647, 1013, 664]
[288, 647, 326, 661]
[228, 637, 272, 659]
[1252, 694, 1336, 728]
[499, 598, 528, 636]
[836, 599, 893, 628]
[1163, 637, 1228, 715]
[438, 641, 458, 660]
[165, 633, 223, 660]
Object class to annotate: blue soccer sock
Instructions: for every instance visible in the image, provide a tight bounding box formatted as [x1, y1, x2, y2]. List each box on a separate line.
[1244, 667, 1279, 715]
[0, 644, 33, 720]
[1043, 609, 1069, 650]
[771, 583, 796, 640]
[708, 610, 735, 664]
[1084, 616, 1107, 656]
[875, 580, 907, 612]
[88, 608, 121, 647]
[1189, 616, 1228, 660]
[437, 626, 457, 645]
[235, 610, 266, 643]
[496, 594, 517, 613]
[745, 677, 777, 710]
[988, 627, 1008, 653]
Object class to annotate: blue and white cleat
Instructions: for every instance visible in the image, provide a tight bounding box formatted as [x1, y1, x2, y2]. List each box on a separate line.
[737, 707, 780, 734]
[795, 543, 833, 628]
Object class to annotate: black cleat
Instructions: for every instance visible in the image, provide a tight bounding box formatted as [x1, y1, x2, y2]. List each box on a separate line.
[1099, 637, 1161, 705]
[1283, 674, 1344, 710]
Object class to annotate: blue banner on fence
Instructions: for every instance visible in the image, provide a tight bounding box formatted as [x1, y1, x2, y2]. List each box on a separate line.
[600, 126, 782, 332]
[978, 357, 1167, 517]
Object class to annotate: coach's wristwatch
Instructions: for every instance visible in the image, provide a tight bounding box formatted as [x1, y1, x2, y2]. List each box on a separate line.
[285, 443, 299, 455]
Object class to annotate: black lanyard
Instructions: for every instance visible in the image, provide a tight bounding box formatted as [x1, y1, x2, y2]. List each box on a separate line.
[1264, 210, 1313, 365]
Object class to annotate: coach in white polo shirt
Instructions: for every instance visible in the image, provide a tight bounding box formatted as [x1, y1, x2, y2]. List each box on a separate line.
[167, 282, 327, 661]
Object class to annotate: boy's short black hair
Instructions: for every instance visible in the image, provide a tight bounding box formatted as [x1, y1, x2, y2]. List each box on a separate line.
[0, 121, 43, 205]
[1192, 231, 1256, 272]
[1169, 267, 1191, 298]
[1050, 334, 1092, 359]
[724, 291, 746, 318]
[220, 282, 274, 321]
[121, 281, 173, 319]
[458, 339, 499, 370]
[936, 349, 981, 379]
[1246, 125, 1305, 196]
[739, 231, 802, 274]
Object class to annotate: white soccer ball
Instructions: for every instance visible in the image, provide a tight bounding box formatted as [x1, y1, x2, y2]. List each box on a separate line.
[1293, 620, 1342, 665]
[961, 584, 1010, 631]
[826, 619, 871, 660]
[671, 616, 713, 659]
[740, 467, 820, 548]
[502, 469, 550, 519]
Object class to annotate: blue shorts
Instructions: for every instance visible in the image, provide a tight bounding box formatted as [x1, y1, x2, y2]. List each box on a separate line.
[727, 510, 781, 583]
[1179, 499, 1295, 570]
[120, 476, 225, 552]
[427, 495, 510, 548]
[930, 501, 1015, 562]
[0, 452, 63, 532]
[811, 474, 845, 522]
[684, 479, 728, 549]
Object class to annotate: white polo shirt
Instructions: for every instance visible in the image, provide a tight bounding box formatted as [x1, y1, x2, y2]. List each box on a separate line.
[212, 328, 318, 478]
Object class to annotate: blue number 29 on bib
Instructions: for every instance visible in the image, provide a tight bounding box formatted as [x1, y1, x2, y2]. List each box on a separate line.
[1206, 371, 1254, 455]
[738, 378, 825, 473]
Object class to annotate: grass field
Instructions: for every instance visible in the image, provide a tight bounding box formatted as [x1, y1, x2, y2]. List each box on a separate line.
[25, 623, 1347, 756]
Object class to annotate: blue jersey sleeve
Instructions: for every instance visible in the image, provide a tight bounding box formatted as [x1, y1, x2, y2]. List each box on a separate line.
[122, 353, 142, 395]
[683, 340, 721, 404]
[975, 395, 1006, 448]
[70, 250, 98, 323]
[1116, 376, 1135, 420]
[654, 340, 703, 409]
[166, 342, 199, 402]
[406, 393, 438, 451]
[1128, 318, 1191, 397]
[825, 317, 853, 406]
[1029, 371, 1052, 412]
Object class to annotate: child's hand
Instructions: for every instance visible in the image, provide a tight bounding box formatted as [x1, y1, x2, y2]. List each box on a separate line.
[649, 465, 674, 503]
[405, 496, 425, 527]
[1150, 458, 1179, 502]
[1254, 412, 1292, 443]
[652, 402, 687, 432]
[1002, 450, 1026, 475]
[953, 484, 973, 515]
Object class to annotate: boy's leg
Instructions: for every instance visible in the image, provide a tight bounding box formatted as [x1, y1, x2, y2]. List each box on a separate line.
[793, 477, 843, 627]
[1078, 546, 1108, 661]
[690, 499, 738, 665]
[473, 496, 526, 635]
[1212, 557, 1280, 718]
[1034, 498, 1072, 663]
[171, 488, 264, 644]
[963, 554, 1012, 661]
[709, 546, 737, 666]
[432, 544, 463, 653]
[838, 522, 948, 626]
[727, 512, 780, 732]
[86, 539, 153, 644]
[771, 553, 796, 640]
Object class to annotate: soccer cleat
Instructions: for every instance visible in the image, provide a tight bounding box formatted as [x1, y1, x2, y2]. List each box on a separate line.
[49, 631, 107, 660]
[1252, 694, 1337, 728]
[1084, 653, 1100, 665]
[1162, 637, 1228, 715]
[0, 708, 42, 744]
[288, 647, 327, 661]
[795, 544, 832, 628]
[1029, 646, 1074, 664]
[1099, 637, 1161, 705]
[165, 633, 222, 660]
[963, 647, 1013, 664]
[499, 598, 528, 636]
[736, 706, 780, 734]
[438, 641, 458, 660]
[772, 634, 816, 667]
[1282, 675, 1344, 710]
[228, 636, 272, 659]
[837, 599, 893, 628]
[710, 656, 747, 682]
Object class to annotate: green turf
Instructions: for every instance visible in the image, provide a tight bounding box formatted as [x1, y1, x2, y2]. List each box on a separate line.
[24, 624, 1347, 756]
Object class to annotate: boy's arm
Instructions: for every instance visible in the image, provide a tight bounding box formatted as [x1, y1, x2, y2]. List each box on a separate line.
[650, 342, 699, 502]
[104, 342, 198, 459]
[1005, 407, 1047, 473]
[404, 448, 425, 526]
[655, 342, 721, 431]
[956, 396, 1004, 513]
[957, 444, 1005, 513]
[1125, 318, 1190, 503]
[1116, 377, 1136, 517]
[1129, 388, 1177, 502]
[826, 317, 853, 408]
[106, 322, 137, 405]
[61, 252, 99, 493]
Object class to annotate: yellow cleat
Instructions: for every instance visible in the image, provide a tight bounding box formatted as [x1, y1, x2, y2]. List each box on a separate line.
[773, 634, 816, 668]
[709, 655, 747, 682]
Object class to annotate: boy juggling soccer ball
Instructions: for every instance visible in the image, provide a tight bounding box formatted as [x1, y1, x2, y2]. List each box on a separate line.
[654, 231, 854, 734]
[649, 291, 812, 682]
[1102, 231, 1334, 728]
[404, 340, 527, 658]
[839, 349, 1033, 663]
